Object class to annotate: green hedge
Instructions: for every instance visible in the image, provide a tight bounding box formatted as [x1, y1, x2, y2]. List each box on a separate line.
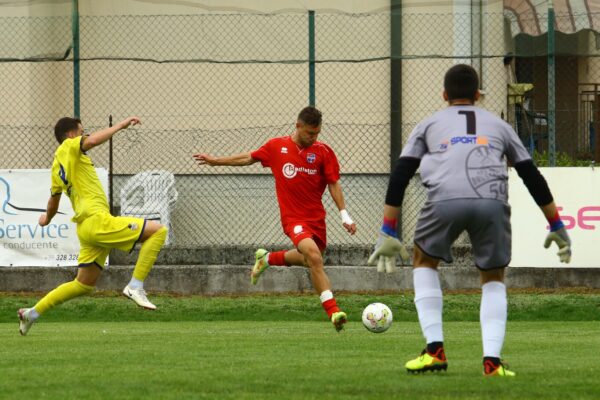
[533, 150, 594, 167]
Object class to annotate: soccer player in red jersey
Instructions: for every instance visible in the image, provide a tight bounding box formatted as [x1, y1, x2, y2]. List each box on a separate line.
[193, 106, 356, 331]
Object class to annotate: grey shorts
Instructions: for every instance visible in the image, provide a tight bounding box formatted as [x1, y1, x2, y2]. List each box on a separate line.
[413, 199, 511, 270]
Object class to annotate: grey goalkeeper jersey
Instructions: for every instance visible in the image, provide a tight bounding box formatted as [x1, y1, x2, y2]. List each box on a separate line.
[401, 105, 531, 203]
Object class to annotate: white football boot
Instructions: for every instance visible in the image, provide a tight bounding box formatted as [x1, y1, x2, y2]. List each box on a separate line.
[18, 308, 35, 336]
[122, 285, 157, 310]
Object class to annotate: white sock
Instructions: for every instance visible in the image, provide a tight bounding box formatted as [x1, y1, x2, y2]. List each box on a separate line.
[480, 281, 507, 358]
[413, 267, 444, 343]
[128, 277, 144, 290]
[319, 290, 334, 303]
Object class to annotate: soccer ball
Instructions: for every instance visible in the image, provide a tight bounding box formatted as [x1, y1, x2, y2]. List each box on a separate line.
[362, 303, 393, 333]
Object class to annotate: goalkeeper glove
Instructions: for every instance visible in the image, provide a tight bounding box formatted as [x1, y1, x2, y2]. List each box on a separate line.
[368, 226, 410, 273]
[544, 226, 571, 264]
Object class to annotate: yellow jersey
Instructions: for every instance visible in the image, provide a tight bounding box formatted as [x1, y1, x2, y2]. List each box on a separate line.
[50, 136, 109, 223]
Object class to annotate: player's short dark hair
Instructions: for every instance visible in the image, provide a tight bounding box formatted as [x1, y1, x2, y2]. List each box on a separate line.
[297, 106, 322, 127]
[444, 64, 479, 102]
[54, 117, 81, 144]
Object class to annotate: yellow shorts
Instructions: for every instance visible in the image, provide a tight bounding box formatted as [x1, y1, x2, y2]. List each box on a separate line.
[76, 212, 146, 268]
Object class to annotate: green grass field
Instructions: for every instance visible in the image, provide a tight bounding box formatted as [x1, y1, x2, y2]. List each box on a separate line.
[1, 292, 599, 399]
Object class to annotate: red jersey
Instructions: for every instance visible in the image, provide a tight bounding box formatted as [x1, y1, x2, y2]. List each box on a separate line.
[250, 135, 340, 227]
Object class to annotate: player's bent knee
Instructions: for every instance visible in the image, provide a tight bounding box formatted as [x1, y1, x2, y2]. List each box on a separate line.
[76, 265, 102, 286]
[305, 250, 323, 268]
[141, 221, 167, 242]
[74, 277, 97, 291]
[145, 220, 163, 233]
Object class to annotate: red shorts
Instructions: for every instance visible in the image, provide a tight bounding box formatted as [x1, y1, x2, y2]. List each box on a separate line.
[283, 221, 327, 251]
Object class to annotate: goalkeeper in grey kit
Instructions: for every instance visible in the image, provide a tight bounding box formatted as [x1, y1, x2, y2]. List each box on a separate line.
[368, 64, 571, 377]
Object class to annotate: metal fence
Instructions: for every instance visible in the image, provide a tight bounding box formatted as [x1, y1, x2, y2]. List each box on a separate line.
[1, 9, 598, 251]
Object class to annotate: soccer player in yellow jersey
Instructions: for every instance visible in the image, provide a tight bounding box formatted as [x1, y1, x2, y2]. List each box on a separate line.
[18, 116, 168, 335]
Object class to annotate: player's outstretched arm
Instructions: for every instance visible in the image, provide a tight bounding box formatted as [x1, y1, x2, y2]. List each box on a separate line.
[81, 116, 141, 151]
[39, 194, 61, 227]
[327, 181, 356, 235]
[192, 152, 256, 167]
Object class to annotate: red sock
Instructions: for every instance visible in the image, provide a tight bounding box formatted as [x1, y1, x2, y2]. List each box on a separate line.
[322, 298, 340, 318]
[268, 250, 288, 266]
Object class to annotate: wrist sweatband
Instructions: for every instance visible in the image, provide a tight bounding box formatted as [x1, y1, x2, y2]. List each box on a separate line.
[547, 210, 564, 232]
[382, 216, 397, 237]
[340, 209, 354, 225]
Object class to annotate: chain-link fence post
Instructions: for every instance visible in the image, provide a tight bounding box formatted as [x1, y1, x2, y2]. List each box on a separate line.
[71, 0, 80, 118]
[548, 1, 556, 166]
[109, 115, 114, 214]
[308, 10, 316, 106]
[390, 0, 402, 236]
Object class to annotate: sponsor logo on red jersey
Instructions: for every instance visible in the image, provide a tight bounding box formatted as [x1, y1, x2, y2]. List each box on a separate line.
[282, 163, 317, 179]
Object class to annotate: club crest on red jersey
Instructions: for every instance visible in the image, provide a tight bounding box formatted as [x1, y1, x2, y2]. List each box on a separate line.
[306, 153, 316, 163]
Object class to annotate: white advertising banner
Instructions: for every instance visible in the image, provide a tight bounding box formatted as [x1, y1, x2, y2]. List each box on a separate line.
[0, 169, 108, 267]
[509, 167, 600, 268]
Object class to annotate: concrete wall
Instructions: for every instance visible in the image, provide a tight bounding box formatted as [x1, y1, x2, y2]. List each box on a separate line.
[3, 264, 600, 295]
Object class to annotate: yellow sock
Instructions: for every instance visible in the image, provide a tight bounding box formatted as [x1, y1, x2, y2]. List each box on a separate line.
[133, 226, 168, 282]
[33, 279, 94, 315]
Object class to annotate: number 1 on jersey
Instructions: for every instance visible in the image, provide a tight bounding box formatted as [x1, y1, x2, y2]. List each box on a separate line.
[458, 110, 476, 135]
